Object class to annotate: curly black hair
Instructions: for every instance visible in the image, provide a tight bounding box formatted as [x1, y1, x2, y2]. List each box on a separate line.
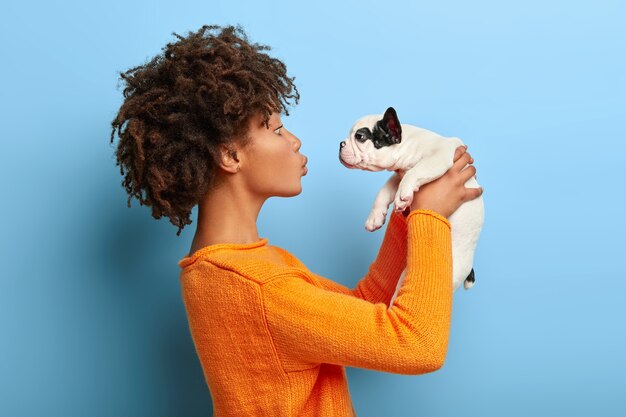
[110, 24, 300, 236]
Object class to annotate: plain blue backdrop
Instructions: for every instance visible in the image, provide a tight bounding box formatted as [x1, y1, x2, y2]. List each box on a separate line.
[1, 0, 624, 416]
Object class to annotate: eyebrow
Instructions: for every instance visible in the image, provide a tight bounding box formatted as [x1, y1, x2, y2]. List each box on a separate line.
[260, 120, 278, 129]
[263, 114, 282, 129]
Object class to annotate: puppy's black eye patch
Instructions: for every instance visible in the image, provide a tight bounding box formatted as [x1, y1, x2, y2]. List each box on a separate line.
[355, 127, 372, 142]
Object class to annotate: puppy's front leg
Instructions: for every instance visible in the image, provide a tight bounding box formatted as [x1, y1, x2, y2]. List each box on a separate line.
[393, 156, 452, 212]
[365, 172, 401, 232]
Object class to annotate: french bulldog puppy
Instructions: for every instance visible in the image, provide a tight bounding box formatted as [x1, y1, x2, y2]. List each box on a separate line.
[339, 107, 484, 297]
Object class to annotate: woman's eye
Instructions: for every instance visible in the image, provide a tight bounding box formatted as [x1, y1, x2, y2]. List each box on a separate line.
[274, 126, 283, 135]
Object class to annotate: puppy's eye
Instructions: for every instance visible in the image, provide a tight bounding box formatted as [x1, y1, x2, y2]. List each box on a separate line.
[355, 128, 371, 142]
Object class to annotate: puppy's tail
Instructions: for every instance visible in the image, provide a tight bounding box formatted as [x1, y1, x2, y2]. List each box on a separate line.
[463, 268, 476, 290]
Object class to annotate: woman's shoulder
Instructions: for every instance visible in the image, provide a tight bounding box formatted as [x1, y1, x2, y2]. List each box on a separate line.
[178, 244, 309, 286]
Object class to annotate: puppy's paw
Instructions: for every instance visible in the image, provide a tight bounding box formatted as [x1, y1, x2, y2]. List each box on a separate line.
[365, 210, 387, 232]
[393, 197, 409, 212]
[393, 189, 414, 212]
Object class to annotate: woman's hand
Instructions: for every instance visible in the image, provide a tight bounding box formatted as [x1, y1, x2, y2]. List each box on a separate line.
[409, 145, 483, 219]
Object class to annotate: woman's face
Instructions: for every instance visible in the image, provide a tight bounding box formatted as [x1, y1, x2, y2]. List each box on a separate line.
[237, 110, 308, 198]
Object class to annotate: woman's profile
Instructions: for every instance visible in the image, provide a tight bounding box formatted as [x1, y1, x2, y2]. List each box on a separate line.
[110, 23, 482, 417]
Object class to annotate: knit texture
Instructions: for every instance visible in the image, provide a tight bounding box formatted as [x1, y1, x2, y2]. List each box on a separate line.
[177, 209, 453, 416]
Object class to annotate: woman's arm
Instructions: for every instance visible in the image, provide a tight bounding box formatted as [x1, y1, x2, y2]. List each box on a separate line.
[262, 209, 452, 375]
[311, 209, 408, 307]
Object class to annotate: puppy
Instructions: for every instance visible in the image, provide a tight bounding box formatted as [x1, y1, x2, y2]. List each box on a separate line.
[339, 107, 484, 300]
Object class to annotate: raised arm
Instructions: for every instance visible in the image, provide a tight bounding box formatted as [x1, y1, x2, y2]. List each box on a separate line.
[262, 209, 453, 375]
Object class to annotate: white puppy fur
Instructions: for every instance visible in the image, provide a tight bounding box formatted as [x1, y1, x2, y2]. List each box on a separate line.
[339, 107, 484, 300]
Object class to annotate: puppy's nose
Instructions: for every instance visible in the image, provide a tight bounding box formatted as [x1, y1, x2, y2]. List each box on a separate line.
[340, 141, 346, 149]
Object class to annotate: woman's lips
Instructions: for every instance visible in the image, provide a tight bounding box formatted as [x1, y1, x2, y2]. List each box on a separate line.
[302, 165, 308, 176]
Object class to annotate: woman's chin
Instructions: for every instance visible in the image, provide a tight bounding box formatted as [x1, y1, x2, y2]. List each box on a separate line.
[272, 184, 303, 197]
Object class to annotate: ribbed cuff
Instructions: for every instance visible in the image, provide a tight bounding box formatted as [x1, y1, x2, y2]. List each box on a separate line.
[406, 209, 451, 230]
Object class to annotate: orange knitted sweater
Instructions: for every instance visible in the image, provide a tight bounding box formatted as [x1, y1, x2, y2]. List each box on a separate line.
[177, 208, 453, 416]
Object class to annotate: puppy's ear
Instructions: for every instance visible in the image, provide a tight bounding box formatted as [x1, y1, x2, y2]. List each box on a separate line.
[381, 107, 402, 144]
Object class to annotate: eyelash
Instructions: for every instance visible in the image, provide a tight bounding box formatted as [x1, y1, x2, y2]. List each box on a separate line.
[274, 125, 283, 135]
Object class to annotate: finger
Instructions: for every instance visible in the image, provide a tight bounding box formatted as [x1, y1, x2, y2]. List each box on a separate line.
[453, 145, 467, 162]
[459, 164, 477, 182]
[464, 186, 484, 202]
[452, 151, 472, 172]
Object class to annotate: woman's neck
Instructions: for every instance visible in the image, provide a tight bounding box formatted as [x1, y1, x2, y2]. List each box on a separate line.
[188, 180, 266, 255]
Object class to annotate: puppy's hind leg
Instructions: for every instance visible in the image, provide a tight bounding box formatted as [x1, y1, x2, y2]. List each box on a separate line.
[365, 173, 401, 232]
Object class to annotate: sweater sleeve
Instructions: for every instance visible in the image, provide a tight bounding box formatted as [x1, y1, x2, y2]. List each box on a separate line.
[262, 209, 453, 375]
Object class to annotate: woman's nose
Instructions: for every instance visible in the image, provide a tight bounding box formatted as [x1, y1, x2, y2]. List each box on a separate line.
[292, 135, 302, 151]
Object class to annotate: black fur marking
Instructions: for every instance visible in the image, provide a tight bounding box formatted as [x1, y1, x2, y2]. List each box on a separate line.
[355, 127, 373, 142]
[371, 106, 403, 149]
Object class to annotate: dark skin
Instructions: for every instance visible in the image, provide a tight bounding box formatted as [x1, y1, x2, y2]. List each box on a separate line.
[409, 145, 483, 218]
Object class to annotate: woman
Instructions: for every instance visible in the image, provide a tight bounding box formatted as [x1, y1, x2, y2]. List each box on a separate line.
[111, 24, 482, 417]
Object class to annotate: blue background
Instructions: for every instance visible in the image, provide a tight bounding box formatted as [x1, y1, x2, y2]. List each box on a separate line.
[1, 0, 624, 416]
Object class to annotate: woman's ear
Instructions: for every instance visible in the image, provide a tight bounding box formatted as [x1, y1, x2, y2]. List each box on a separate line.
[218, 144, 241, 174]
